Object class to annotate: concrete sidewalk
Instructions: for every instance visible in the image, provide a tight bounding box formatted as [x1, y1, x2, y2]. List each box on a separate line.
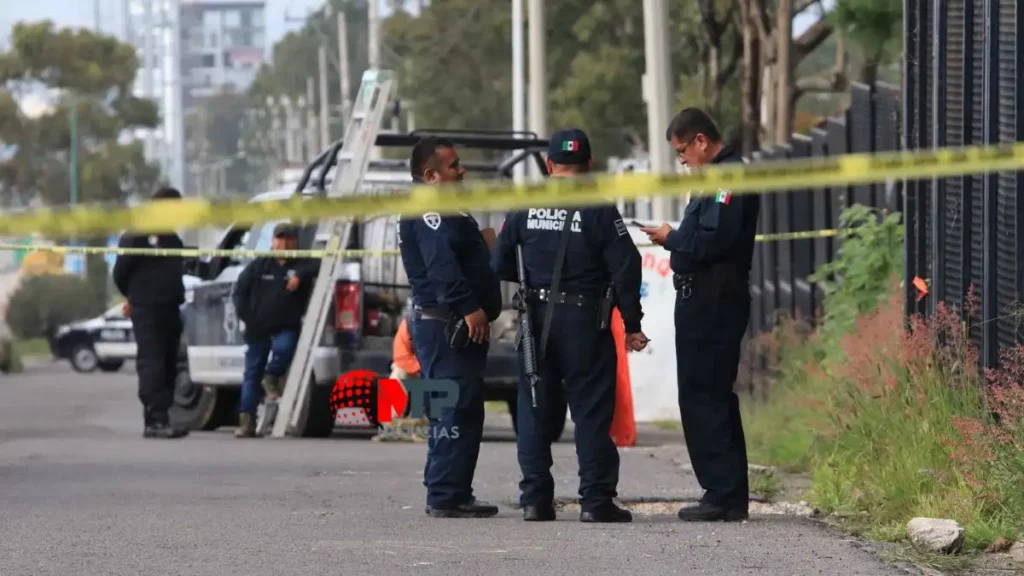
[0, 365, 920, 575]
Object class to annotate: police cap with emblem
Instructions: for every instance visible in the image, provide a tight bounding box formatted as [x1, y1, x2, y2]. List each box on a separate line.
[547, 128, 592, 166]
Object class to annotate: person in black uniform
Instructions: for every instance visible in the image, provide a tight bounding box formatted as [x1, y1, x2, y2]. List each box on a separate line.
[231, 223, 319, 438]
[492, 128, 649, 523]
[398, 137, 504, 518]
[640, 108, 760, 522]
[113, 186, 189, 439]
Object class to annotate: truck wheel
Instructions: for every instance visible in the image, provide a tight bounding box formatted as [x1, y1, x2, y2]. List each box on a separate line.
[169, 365, 218, 430]
[97, 359, 124, 372]
[301, 383, 335, 438]
[70, 343, 99, 373]
[204, 388, 240, 431]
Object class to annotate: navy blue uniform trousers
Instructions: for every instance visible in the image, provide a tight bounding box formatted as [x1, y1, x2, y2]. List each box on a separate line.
[409, 313, 487, 509]
[516, 303, 618, 511]
[131, 304, 183, 426]
[674, 282, 751, 511]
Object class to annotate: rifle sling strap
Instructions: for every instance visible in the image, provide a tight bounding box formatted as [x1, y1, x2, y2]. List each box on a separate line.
[539, 208, 576, 362]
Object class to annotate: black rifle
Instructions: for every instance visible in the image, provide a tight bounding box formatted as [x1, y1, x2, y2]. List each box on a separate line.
[514, 244, 542, 408]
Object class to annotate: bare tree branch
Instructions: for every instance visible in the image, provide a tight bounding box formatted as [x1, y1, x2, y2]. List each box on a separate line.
[794, 19, 833, 61]
[795, 73, 847, 93]
[795, 0, 821, 15]
[794, 30, 848, 98]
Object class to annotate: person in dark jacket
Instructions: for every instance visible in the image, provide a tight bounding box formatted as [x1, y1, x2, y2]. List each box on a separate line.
[231, 223, 318, 437]
[641, 108, 761, 522]
[113, 186, 189, 439]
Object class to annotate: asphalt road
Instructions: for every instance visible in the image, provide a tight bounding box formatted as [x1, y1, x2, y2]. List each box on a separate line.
[0, 362, 918, 576]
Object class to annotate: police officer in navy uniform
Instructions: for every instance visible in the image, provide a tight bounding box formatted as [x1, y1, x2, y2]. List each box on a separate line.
[398, 137, 504, 518]
[113, 186, 189, 439]
[492, 128, 649, 523]
[641, 108, 760, 522]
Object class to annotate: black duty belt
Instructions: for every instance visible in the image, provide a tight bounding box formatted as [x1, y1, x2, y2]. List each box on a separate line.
[673, 273, 695, 299]
[413, 306, 452, 321]
[526, 289, 599, 307]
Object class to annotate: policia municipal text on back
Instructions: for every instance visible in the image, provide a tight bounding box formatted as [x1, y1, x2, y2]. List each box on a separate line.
[493, 129, 650, 523]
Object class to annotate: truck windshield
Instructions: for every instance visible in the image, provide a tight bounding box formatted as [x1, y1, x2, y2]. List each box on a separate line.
[238, 220, 287, 264]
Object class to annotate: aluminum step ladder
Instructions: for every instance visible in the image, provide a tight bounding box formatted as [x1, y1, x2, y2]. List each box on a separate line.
[262, 69, 397, 438]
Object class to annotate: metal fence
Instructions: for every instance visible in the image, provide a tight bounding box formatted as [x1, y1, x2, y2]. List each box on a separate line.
[739, 82, 903, 390]
[903, 0, 1024, 369]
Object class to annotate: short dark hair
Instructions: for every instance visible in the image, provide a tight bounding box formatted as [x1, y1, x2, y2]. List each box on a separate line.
[410, 137, 456, 182]
[152, 186, 182, 200]
[665, 108, 722, 143]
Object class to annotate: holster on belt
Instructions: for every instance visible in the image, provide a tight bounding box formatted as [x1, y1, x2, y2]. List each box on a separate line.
[445, 314, 471, 349]
[597, 285, 614, 331]
[417, 306, 471, 349]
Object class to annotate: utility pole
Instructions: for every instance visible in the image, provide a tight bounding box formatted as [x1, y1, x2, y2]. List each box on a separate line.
[305, 78, 317, 161]
[527, 0, 546, 180]
[284, 96, 298, 166]
[643, 0, 675, 221]
[69, 99, 79, 206]
[94, 0, 102, 33]
[512, 0, 526, 184]
[318, 45, 331, 150]
[368, 0, 381, 69]
[338, 11, 352, 126]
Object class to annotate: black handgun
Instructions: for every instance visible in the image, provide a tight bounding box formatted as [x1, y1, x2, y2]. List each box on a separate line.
[514, 244, 542, 408]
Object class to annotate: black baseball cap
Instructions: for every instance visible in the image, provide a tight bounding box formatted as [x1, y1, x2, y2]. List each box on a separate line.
[547, 128, 592, 166]
[273, 223, 300, 239]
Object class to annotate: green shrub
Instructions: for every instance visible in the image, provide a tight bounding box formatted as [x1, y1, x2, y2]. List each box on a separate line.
[809, 204, 905, 338]
[743, 204, 1024, 550]
[5, 274, 107, 339]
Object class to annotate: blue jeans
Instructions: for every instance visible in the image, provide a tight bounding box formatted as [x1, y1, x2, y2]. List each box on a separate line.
[240, 330, 299, 416]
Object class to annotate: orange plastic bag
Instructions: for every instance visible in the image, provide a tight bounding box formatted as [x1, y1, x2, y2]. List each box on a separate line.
[392, 318, 421, 377]
[609, 308, 637, 447]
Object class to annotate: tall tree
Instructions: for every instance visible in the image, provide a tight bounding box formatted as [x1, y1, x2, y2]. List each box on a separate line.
[832, 0, 903, 85]
[0, 21, 162, 207]
[739, 0, 839, 147]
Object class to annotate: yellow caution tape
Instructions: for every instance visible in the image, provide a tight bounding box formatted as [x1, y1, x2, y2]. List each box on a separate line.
[0, 142, 1012, 238]
[0, 229, 843, 260]
[0, 243, 392, 259]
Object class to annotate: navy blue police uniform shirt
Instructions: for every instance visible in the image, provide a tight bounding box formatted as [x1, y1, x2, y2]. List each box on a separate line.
[491, 205, 644, 334]
[113, 232, 186, 306]
[398, 211, 503, 322]
[664, 144, 761, 278]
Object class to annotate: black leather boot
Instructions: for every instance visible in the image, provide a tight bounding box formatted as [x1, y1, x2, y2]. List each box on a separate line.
[676, 502, 748, 522]
[522, 504, 556, 522]
[580, 502, 632, 523]
[425, 499, 499, 518]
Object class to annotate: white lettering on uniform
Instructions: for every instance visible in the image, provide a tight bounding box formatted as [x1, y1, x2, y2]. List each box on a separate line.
[525, 208, 582, 233]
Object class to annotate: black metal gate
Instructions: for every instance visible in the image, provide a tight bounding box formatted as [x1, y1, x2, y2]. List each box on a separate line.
[903, 0, 1024, 368]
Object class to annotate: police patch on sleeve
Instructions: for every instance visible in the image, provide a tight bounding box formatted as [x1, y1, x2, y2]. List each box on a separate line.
[613, 218, 628, 237]
[422, 212, 442, 230]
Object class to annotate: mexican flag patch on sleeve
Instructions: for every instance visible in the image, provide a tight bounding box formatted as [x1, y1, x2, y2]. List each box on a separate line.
[715, 190, 732, 205]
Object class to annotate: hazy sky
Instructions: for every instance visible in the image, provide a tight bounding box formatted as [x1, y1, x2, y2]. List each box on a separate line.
[0, 0, 377, 50]
[2, 0, 829, 51]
